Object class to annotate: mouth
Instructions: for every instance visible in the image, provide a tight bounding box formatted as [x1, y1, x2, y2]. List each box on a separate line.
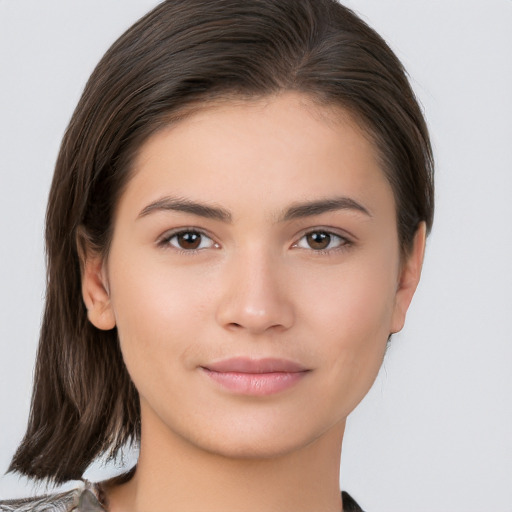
[200, 357, 311, 396]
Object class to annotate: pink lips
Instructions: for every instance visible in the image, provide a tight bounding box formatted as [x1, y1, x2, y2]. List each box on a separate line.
[200, 358, 310, 396]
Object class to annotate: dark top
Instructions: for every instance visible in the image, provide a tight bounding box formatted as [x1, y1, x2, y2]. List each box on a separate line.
[0, 481, 365, 511]
[342, 491, 365, 512]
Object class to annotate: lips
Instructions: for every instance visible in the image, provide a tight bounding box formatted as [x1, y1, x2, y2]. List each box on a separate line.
[204, 357, 308, 374]
[200, 358, 310, 396]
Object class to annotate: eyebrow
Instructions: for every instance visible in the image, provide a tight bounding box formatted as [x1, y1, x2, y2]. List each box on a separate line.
[280, 197, 372, 221]
[137, 195, 371, 223]
[138, 196, 232, 222]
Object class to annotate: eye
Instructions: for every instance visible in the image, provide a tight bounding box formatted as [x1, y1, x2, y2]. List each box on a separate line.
[294, 230, 349, 252]
[162, 230, 218, 251]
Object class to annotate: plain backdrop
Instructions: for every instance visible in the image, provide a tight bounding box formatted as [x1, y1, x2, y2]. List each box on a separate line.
[0, 1, 511, 511]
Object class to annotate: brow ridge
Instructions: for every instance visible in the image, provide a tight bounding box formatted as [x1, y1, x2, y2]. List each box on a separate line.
[138, 196, 232, 222]
[281, 197, 372, 221]
[138, 195, 370, 223]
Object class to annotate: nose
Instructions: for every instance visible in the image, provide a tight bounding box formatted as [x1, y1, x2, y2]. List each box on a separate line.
[215, 247, 295, 335]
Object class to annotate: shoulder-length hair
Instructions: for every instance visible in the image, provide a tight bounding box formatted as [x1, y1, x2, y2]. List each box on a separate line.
[10, 0, 434, 484]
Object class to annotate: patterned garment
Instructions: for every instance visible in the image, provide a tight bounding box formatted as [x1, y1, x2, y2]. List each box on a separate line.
[0, 482, 364, 511]
[0, 481, 106, 512]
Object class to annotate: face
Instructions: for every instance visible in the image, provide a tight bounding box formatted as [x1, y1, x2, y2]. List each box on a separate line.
[84, 92, 423, 459]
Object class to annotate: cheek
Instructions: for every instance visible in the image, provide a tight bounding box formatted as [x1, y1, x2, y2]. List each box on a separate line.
[299, 255, 398, 402]
[106, 252, 214, 388]
[310, 280, 393, 381]
[303, 256, 397, 343]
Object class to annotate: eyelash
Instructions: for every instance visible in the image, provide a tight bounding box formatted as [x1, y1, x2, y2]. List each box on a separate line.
[292, 229, 352, 256]
[157, 228, 218, 254]
[157, 228, 353, 255]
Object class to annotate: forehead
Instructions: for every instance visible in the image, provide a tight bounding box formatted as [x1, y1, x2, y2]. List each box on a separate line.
[120, 92, 394, 222]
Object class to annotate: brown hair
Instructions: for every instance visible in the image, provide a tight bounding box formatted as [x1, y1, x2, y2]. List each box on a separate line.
[9, 0, 434, 484]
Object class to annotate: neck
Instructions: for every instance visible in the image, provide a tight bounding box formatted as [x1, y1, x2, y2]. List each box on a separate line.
[105, 406, 345, 512]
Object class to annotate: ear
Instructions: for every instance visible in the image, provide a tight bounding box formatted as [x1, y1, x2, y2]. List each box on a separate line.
[77, 230, 116, 331]
[390, 222, 427, 334]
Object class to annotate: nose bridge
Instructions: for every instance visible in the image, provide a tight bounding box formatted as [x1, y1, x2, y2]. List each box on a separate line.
[216, 243, 294, 334]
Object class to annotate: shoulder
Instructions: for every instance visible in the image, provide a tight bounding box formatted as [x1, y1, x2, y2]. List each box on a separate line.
[0, 481, 106, 512]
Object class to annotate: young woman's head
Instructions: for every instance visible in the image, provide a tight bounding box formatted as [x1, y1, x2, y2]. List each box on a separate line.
[10, 0, 433, 484]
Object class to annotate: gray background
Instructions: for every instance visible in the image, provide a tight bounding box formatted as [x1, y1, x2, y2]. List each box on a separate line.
[1, 1, 511, 510]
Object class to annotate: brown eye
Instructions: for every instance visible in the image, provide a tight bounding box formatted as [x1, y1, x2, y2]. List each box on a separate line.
[306, 232, 331, 250]
[295, 230, 347, 252]
[177, 232, 202, 249]
[166, 230, 216, 251]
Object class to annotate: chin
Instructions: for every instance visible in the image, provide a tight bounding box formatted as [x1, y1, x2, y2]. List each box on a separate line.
[197, 435, 313, 460]
[179, 413, 343, 461]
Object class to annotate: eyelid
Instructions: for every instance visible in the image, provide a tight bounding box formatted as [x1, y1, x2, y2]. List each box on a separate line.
[156, 226, 354, 253]
[157, 227, 220, 250]
[291, 227, 354, 252]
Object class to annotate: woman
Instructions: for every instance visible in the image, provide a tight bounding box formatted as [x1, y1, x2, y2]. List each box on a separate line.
[1, 0, 433, 510]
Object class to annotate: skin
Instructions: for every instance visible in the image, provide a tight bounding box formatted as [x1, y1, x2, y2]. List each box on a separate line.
[82, 92, 425, 512]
